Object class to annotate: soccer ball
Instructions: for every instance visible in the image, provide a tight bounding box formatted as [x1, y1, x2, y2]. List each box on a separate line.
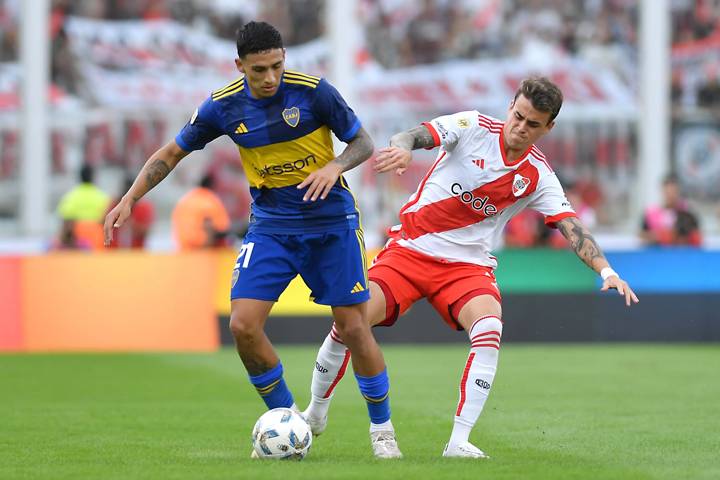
[251, 408, 312, 460]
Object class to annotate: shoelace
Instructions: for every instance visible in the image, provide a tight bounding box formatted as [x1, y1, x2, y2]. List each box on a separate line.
[372, 432, 395, 443]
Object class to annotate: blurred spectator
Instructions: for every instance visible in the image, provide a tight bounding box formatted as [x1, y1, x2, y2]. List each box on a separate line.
[640, 173, 702, 247]
[505, 179, 599, 249]
[504, 209, 545, 248]
[106, 175, 155, 249]
[56, 163, 110, 249]
[49, 219, 92, 251]
[172, 173, 231, 250]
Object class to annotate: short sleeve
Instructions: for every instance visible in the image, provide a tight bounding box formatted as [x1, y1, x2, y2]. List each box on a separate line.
[422, 110, 477, 150]
[175, 96, 224, 152]
[527, 173, 577, 228]
[311, 79, 361, 142]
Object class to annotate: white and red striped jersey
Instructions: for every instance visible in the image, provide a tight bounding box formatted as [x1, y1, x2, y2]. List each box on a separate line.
[391, 110, 576, 269]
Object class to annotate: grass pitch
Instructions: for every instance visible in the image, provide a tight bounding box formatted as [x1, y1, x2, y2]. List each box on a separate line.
[1, 344, 718, 480]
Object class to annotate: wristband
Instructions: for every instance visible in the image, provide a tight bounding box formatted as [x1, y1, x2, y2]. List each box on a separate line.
[600, 267, 618, 281]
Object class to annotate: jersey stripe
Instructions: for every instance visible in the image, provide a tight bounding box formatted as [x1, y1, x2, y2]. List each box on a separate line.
[422, 122, 441, 147]
[284, 70, 320, 82]
[212, 77, 244, 98]
[531, 146, 553, 172]
[544, 211, 576, 227]
[478, 114, 503, 127]
[400, 160, 540, 239]
[213, 84, 244, 101]
[282, 78, 318, 88]
[478, 117, 503, 134]
[398, 151, 446, 216]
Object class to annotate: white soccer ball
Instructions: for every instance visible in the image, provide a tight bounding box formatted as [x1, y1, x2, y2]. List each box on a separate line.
[251, 408, 312, 460]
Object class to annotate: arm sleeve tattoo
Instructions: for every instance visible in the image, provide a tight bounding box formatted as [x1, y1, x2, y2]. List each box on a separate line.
[556, 216, 607, 272]
[145, 158, 171, 191]
[390, 125, 436, 151]
[335, 127, 374, 172]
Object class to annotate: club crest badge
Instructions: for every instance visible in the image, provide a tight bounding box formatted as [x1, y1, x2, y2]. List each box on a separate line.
[282, 107, 300, 127]
[512, 174, 531, 197]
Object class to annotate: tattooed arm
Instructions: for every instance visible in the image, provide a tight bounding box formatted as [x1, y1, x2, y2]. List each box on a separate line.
[556, 216, 639, 306]
[334, 127, 374, 172]
[296, 127, 375, 202]
[104, 140, 189, 245]
[373, 126, 437, 175]
[555, 216, 608, 272]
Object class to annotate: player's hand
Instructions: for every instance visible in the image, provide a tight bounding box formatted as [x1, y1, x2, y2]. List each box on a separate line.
[297, 161, 343, 201]
[103, 199, 133, 246]
[601, 275, 639, 307]
[375, 146, 411, 175]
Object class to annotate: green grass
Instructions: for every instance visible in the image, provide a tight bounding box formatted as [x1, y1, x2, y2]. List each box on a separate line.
[1, 344, 719, 479]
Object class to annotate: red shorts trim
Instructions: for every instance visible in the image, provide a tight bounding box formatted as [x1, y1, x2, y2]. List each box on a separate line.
[368, 243, 502, 331]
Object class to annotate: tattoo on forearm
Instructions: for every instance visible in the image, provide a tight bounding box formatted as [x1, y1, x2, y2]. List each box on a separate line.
[335, 128, 374, 172]
[557, 217, 605, 270]
[145, 158, 171, 189]
[391, 126, 435, 151]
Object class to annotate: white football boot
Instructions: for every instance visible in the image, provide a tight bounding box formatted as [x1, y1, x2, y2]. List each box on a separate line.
[370, 430, 403, 459]
[300, 407, 328, 436]
[442, 441, 489, 459]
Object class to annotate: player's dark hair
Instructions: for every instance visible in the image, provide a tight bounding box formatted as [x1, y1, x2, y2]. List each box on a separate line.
[236, 21, 284, 58]
[80, 164, 94, 183]
[514, 77, 563, 123]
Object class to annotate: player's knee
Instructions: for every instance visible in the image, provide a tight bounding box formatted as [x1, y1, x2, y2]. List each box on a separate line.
[228, 312, 262, 342]
[334, 319, 370, 344]
[471, 315, 503, 338]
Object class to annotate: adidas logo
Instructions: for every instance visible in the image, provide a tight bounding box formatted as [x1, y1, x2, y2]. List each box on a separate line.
[350, 282, 366, 294]
[472, 159, 485, 168]
[235, 123, 248, 134]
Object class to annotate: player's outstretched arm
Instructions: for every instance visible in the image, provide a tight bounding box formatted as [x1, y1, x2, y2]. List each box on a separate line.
[103, 140, 189, 246]
[297, 127, 374, 201]
[556, 216, 639, 306]
[375, 125, 435, 175]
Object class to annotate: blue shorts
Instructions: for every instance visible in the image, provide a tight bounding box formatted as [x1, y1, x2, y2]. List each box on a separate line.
[230, 229, 370, 306]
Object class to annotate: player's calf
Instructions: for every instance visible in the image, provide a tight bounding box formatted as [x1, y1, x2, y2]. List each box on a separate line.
[448, 315, 502, 451]
[304, 327, 350, 435]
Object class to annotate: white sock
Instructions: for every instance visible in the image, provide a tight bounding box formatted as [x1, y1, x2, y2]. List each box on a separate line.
[369, 419, 394, 433]
[306, 327, 350, 420]
[449, 315, 502, 447]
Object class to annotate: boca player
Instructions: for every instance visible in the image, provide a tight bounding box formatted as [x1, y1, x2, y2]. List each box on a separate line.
[303, 77, 638, 458]
[104, 21, 401, 459]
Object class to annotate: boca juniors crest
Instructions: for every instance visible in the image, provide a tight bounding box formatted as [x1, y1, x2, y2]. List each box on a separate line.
[512, 174, 531, 197]
[282, 107, 300, 127]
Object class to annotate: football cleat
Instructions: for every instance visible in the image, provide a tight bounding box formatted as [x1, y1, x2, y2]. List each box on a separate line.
[442, 441, 489, 459]
[301, 410, 327, 436]
[370, 430, 403, 459]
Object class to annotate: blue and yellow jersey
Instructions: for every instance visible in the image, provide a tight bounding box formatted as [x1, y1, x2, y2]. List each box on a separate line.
[175, 70, 363, 233]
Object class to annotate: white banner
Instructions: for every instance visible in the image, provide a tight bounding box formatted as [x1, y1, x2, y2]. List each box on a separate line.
[63, 17, 327, 109]
[61, 17, 635, 117]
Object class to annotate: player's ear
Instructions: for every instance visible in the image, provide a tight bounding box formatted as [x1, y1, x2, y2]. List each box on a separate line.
[235, 58, 245, 74]
[546, 120, 555, 132]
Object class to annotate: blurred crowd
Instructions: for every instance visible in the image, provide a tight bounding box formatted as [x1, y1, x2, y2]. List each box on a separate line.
[361, 0, 637, 82]
[2, 0, 718, 108]
[0, 0, 713, 248]
[53, 163, 236, 251]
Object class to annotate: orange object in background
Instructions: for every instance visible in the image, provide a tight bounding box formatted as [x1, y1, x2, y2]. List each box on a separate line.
[172, 185, 230, 250]
[73, 220, 105, 250]
[0, 257, 23, 351]
[16, 251, 220, 352]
